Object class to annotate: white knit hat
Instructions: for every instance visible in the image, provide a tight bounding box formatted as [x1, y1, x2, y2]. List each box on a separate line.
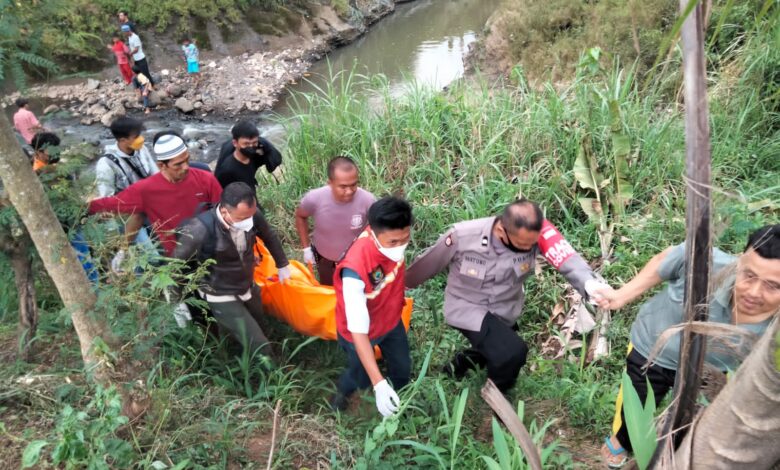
[153, 134, 187, 161]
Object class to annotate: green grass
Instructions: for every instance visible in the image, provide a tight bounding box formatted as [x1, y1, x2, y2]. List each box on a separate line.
[3, 10, 780, 468]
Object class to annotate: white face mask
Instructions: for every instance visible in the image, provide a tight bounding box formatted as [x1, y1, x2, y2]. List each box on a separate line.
[372, 231, 407, 262]
[230, 215, 254, 232]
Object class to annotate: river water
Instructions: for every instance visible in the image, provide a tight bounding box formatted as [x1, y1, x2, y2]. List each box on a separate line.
[10, 0, 499, 164]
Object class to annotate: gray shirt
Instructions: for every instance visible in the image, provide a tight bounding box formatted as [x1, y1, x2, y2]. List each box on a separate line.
[406, 216, 598, 331]
[630, 243, 771, 371]
[128, 33, 145, 61]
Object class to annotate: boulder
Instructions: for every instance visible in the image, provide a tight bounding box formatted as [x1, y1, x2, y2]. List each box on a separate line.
[193, 101, 203, 110]
[43, 104, 60, 115]
[148, 91, 163, 108]
[175, 98, 194, 113]
[86, 79, 101, 91]
[87, 103, 108, 116]
[100, 105, 126, 127]
[167, 84, 185, 98]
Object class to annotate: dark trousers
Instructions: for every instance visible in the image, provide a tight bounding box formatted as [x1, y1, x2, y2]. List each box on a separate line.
[133, 57, 153, 84]
[615, 348, 676, 452]
[312, 245, 336, 286]
[207, 286, 269, 356]
[456, 313, 529, 393]
[336, 320, 411, 397]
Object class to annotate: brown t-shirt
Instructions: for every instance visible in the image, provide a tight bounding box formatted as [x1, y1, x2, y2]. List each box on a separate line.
[299, 186, 375, 261]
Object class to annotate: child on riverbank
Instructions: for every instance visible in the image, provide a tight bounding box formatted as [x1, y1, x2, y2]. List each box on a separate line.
[181, 38, 200, 87]
[132, 65, 153, 114]
[108, 35, 133, 85]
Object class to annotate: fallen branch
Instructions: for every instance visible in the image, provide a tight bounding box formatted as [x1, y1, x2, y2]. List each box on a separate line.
[480, 379, 542, 470]
[266, 399, 282, 470]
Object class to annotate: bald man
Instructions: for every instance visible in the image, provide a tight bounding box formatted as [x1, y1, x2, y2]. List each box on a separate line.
[406, 199, 609, 393]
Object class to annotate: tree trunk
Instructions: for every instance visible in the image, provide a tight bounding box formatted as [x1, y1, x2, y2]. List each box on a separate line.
[0, 112, 126, 387]
[10, 243, 38, 361]
[672, 320, 780, 469]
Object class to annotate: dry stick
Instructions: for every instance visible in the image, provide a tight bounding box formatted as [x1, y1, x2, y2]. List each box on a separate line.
[480, 380, 542, 470]
[266, 399, 282, 470]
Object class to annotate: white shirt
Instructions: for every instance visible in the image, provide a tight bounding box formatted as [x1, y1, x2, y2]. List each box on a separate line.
[128, 33, 145, 61]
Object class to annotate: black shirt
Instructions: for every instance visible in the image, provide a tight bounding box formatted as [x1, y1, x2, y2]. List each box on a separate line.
[214, 138, 282, 188]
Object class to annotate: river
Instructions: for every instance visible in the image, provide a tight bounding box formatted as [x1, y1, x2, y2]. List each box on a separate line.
[8, 0, 499, 164]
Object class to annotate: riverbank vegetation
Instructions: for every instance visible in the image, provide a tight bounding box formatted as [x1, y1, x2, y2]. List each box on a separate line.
[1, 1, 779, 468]
[0, 0, 317, 79]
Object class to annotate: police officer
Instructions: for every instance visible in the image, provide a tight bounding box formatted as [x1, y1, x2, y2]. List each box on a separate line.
[405, 198, 608, 393]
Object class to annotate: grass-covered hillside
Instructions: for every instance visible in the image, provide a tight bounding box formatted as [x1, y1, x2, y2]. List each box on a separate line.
[0, 2, 778, 469]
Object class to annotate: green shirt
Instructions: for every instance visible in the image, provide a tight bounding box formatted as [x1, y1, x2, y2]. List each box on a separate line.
[630, 243, 771, 371]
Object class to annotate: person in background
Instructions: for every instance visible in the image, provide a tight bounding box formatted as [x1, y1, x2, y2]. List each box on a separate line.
[124, 24, 153, 85]
[596, 224, 780, 468]
[295, 156, 375, 285]
[173, 182, 291, 354]
[405, 199, 610, 395]
[331, 196, 413, 417]
[181, 38, 200, 87]
[214, 121, 282, 189]
[118, 10, 137, 33]
[13, 98, 44, 145]
[132, 65, 153, 115]
[108, 35, 133, 85]
[30, 132, 61, 173]
[88, 133, 223, 257]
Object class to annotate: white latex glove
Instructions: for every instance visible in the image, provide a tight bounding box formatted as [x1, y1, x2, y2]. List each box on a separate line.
[110, 249, 126, 274]
[173, 303, 192, 328]
[303, 246, 315, 264]
[373, 379, 400, 417]
[584, 279, 610, 305]
[277, 265, 292, 284]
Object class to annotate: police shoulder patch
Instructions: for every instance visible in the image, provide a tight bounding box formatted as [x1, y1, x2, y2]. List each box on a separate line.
[369, 266, 385, 287]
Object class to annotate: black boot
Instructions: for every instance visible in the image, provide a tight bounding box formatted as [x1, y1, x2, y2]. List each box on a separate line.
[443, 349, 486, 379]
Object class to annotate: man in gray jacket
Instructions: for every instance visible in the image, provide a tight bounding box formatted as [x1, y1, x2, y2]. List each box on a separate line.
[173, 182, 291, 356]
[95, 117, 159, 271]
[406, 199, 608, 393]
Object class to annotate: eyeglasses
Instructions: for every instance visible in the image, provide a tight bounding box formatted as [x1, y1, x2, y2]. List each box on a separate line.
[736, 268, 780, 295]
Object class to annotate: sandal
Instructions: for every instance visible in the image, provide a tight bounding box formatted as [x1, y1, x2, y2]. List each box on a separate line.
[602, 436, 628, 469]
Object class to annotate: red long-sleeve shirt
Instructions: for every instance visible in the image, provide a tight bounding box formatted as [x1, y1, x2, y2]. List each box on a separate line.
[88, 168, 223, 255]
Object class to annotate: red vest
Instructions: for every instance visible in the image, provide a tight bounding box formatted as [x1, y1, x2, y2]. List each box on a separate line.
[334, 228, 406, 342]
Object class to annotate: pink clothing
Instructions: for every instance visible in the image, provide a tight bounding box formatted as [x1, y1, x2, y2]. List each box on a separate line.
[298, 186, 376, 261]
[13, 108, 41, 144]
[112, 41, 130, 65]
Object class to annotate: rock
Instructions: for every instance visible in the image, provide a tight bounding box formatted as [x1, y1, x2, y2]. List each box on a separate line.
[175, 98, 194, 113]
[43, 104, 60, 115]
[197, 139, 208, 148]
[161, 69, 170, 76]
[87, 96, 99, 105]
[86, 79, 101, 91]
[100, 105, 126, 127]
[208, 61, 217, 68]
[167, 84, 185, 98]
[148, 91, 163, 108]
[80, 117, 95, 125]
[193, 101, 203, 110]
[87, 103, 108, 116]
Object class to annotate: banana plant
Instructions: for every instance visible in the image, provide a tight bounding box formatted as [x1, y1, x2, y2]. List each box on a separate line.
[573, 48, 635, 261]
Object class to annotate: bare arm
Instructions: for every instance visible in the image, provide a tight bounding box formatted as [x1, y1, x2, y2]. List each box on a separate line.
[595, 246, 673, 310]
[294, 205, 311, 248]
[352, 333, 384, 386]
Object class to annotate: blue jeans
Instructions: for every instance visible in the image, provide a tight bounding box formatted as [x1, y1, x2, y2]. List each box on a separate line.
[336, 320, 411, 397]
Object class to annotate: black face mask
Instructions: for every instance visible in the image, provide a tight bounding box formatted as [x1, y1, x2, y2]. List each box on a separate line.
[500, 236, 532, 253]
[239, 146, 258, 158]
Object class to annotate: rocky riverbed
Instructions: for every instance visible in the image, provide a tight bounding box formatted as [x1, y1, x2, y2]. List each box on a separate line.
[2, 1, 402, 126]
